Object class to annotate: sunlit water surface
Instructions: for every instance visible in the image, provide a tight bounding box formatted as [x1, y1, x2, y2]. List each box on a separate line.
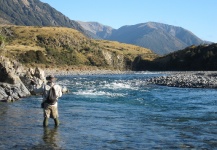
[0, 72, 217, 149]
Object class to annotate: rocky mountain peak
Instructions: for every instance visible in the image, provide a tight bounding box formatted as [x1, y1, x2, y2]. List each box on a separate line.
[78, 21, 113, 32]
[78, 21, 114, 39]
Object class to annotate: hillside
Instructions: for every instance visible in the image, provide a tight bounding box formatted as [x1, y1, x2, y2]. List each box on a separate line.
[0, 25, 157, 71]
[0, 0, 208, 56]
[0, 0, 88, 36]
[79, 22, 207, 55]
[132, 43, 217, 71]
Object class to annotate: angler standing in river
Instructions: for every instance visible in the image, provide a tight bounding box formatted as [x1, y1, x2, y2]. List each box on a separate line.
[42, 75, 62, 127]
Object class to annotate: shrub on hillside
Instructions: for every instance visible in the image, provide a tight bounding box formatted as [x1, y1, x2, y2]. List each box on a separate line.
[0, 35, 5, 48]
[19, 50, 47, 64]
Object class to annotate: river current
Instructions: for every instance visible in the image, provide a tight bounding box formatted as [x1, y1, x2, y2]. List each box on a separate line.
[0, 72, 217, 149]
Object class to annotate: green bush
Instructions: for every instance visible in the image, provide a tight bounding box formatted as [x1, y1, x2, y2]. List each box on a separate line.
[0, 35, 5, 46]
[19, 50, 47, 64]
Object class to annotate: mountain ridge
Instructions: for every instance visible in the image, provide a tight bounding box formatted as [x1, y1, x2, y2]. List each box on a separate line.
[0, 0, 212, 57]
[78, 21, 208, 55]
[0, 0, 88, 36]
[77, 21, 113, 39]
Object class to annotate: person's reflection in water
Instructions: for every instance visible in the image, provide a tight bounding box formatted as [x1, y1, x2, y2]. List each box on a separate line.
[43, 127, 59, 148]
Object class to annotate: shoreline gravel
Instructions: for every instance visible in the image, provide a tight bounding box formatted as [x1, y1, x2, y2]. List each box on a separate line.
[146, 71, 217, 88]
[44, 69, 217, 88]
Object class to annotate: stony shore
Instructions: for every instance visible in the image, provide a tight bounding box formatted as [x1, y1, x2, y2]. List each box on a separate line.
[146, 71, 217, 88]
[45, 68, 217, 89]
[44, 68, 129, 76]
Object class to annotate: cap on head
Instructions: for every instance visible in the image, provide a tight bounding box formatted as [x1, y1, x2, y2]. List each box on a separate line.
[46, 75, 56, 82]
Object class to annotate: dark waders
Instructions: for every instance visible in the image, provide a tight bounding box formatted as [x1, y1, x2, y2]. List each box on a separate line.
[43, 118, 60, 127]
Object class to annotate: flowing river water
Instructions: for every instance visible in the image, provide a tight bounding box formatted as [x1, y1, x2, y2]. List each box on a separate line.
[0, 72, 217, 149]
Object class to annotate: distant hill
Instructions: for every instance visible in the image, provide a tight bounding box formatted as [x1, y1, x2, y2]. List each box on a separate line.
[0, 25, 157, 70]
[0, 0, 87, 36]
[78, 22, 208, 55]
[77, 21, 113, 39]
[132, 43, 217, 71]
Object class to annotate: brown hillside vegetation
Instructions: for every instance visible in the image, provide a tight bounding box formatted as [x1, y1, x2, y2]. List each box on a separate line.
[0, 25, 157, 71]
[132, 43, 217, 71]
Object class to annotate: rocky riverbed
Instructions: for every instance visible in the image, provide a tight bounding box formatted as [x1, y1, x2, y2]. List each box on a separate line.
[146, 71, 217, 88]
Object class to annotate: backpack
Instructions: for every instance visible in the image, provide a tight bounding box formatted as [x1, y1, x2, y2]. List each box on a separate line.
[46, 85, 57, 104]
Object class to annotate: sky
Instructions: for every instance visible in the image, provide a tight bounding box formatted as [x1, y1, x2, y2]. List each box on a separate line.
[40, 0, 217, 43]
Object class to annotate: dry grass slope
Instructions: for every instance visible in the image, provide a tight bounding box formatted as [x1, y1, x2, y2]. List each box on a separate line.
[0, 25, 158, 70]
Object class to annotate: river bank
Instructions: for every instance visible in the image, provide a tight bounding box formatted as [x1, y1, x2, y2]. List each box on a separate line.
[44, 68, 129, 76]
[44, 68, 217, 89]
[1, 54, 217, 103]
[146, 71, 217, 88]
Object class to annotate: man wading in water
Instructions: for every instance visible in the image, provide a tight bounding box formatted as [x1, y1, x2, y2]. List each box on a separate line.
[42, 75, 62, 127]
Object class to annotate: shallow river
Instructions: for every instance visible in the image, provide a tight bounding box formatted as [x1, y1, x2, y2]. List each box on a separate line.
[0, 72, 217, 149]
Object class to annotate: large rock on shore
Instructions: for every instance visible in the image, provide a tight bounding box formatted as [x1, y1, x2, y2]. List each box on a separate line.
[147, 72, 217, 88]
[0, 57, 31, 102]
[0, 82, 30, 102]
[20, 67, 46, 95]
[0, 56, 69, 102]
[21, 67, 69, 95]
